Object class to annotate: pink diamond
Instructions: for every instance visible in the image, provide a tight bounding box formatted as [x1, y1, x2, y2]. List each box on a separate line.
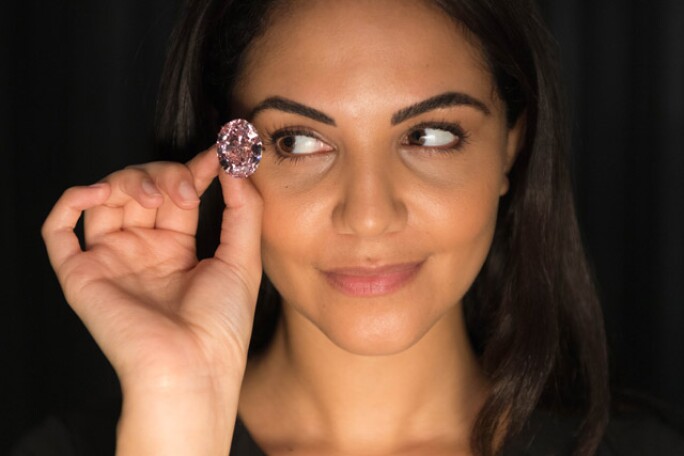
[216, 119, 263, 178]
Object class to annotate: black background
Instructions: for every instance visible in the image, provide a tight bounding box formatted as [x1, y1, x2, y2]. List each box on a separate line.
[2, 0, 683, 451]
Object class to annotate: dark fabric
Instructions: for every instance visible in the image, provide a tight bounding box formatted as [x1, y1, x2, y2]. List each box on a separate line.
[231, 419, 267, 456]
[10, 408, 118, 456]
[503, 408, 684, 456]
[9, 417, 75, 456]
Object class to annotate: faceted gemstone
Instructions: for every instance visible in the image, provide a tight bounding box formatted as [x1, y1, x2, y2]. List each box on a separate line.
[216, 119, 263, 178]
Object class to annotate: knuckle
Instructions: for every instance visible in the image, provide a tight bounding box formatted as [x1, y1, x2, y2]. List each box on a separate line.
[40, 218, 51, 239]
[159, 162, 192, 181]
[127, 162, 193, 191]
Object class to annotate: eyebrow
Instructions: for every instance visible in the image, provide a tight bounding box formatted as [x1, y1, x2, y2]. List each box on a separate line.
[249, 97, 336, 126]
[248, 91, 491, 126]
[391, 92, 491, 125]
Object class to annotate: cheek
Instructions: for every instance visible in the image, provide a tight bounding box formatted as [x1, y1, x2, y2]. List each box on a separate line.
[419, 176, 500, 271]
[252, 152, 341, 272]
[254, 177, 329, 291]
[409, 151, 505, 292]
[408, 147, 505, 237]
[260, 193, 311, 260]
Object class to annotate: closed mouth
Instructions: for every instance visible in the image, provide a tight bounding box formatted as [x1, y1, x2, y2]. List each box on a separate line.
[321, 261, 424, 297]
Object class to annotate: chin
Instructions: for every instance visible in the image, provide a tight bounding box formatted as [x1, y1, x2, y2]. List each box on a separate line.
[316, 308, 437, 357]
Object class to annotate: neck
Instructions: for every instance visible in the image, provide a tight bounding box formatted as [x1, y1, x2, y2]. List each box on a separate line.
[240, 303, 488, 453]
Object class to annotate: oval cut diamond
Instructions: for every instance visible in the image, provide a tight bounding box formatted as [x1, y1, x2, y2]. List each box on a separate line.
[217, 119, 263, 178]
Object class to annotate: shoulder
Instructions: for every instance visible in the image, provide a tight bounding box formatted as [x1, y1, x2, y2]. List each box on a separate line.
[598, 397, 684, 455]
[10, 416, 76, 456]
[10, 407, 118, 456]
[504, 401, 684, 456]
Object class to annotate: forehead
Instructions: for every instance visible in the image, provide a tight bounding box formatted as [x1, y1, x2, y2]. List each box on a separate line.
[233, 0, 496, 116]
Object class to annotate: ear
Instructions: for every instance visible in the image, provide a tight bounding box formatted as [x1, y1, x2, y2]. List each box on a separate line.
[500, 113, 526, 196]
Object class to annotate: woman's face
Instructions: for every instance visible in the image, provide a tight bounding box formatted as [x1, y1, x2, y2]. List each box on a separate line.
[232, 0, 522, 355]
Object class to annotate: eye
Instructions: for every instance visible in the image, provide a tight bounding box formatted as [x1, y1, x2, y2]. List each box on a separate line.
[404, 124, 466, 150]
[273, 131, 334, 156]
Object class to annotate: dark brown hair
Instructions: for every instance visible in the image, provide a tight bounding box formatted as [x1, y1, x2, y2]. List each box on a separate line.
[155, 0, 610, 454]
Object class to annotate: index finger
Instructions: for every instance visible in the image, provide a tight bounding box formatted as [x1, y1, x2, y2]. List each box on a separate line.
[42, 184, 111, 272]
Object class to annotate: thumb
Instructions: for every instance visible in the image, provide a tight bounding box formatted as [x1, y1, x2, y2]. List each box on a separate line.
[214, 171, 263, 291]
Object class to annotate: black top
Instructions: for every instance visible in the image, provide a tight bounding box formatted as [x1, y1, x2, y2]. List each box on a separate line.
[11, 405, 684, 455]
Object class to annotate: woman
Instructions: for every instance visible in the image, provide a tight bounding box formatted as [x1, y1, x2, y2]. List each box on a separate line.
[41, 0, 615, 454]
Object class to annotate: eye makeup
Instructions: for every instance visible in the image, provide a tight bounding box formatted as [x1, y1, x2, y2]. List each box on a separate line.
[401, 121, 469, 152]
[263, 127, 335, 163]
[216, 119, 263, 177]
[260, 119, 470, 165]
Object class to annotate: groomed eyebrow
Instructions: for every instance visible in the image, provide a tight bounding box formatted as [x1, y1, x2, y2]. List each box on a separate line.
[249, 97, 336, 126]
[391, 91, 491, 125]
[248, 91, 490, 127]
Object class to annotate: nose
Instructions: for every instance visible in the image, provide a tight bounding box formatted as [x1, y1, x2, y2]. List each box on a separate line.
[332, 156, 408, 237]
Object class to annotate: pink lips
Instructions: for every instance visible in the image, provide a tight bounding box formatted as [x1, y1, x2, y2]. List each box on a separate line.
[322, 262, 423, 297]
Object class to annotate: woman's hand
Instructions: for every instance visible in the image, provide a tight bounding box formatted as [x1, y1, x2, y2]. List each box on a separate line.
[42, 147, 263, 454]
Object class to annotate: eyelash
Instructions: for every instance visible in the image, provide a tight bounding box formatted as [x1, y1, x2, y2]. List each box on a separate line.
[402, 121, 470, 154]
[262, 126, 321, 164]
[262, 121, 470, 163]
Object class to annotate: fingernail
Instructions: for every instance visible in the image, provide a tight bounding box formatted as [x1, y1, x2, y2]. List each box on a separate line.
[179, 181, 199, 202]
[142, 179, 161, 196]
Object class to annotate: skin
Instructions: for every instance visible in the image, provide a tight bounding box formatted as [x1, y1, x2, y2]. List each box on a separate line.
[42, 0, 523, 454]
[43, 152, 263, 454]
[235, 0, 523, 454]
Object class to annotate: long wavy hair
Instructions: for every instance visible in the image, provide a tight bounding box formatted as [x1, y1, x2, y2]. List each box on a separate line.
[154, 0, 610, 454]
